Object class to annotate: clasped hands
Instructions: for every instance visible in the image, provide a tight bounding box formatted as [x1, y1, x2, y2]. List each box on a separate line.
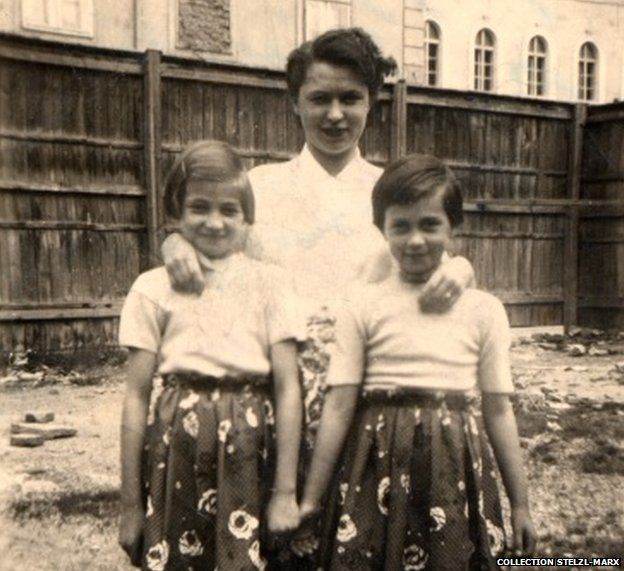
[267, 496, 320, 557]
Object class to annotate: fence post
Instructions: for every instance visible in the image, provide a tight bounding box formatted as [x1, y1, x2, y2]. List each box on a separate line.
[563, 103, 587, 332]
[390, 80, 407, 161]
[143, 49, 162, 269]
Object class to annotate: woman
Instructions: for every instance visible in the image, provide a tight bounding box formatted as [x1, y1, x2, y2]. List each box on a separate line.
[161, 27, 474, 465]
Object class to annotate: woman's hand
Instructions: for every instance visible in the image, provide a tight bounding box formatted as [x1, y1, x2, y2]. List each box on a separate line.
[290, 502, 321, 557]
[267, 491, 300, 535]
[510, 505, 537, 556]
[119, 504, 144, 566]
[161, 233, 204, 294]
[420, 255, 474, 312]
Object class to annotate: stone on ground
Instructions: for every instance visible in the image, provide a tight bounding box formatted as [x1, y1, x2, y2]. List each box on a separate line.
[11, 423, 77, 440]
[10, 433, 45, 447]
[24, 412, 55, 423]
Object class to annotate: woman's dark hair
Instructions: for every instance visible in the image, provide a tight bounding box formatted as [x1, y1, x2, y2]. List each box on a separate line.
[286, 27, 397, 100]
[164, 140, 254, 223]
[372, 154, 464, 231]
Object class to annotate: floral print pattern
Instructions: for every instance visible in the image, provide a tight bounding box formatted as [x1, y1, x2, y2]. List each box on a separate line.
[326, 391, 506, 570]
[403, 544, 428, 571]
[146, 540, 169, 571]
[376, 477, 390, 516]
[336, 514, 357, 543]
[178, 530, 203, 557]
[139, 377, 275, 570]
[228, 510, 260, 541]
[197, 488, 217, 515]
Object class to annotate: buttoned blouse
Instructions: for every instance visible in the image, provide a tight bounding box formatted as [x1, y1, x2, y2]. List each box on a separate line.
[118, 254, 306, 378]
[326, 272, 514, 394]
[247, 146, 386, 310]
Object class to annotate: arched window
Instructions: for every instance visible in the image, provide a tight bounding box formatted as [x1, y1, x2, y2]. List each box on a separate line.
[527, 36, 547, 96]
[474, 29, 495, 92]
[425, 20, 441, 87]
[578, 42, 598, 101]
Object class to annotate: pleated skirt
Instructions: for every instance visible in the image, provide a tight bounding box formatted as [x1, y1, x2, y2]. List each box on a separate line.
[140, 374, 275, 571]
[322, 389, 506, 571]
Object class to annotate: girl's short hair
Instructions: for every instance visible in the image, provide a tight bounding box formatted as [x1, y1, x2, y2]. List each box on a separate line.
[164, 140, 254, 223]
[286, 27, 397, 100]
[372, 154, 464, 231]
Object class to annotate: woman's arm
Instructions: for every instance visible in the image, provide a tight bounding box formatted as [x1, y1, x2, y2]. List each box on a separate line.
[119, 348, 157, 565]
[161, 233, 204, 294]
[266, 340, 302, 534]
[482, 393, 537, 556]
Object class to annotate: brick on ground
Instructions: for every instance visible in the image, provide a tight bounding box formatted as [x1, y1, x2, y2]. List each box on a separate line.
[24, 412, 55, 423]
[10, 433, 45, 447]
[11, 423, 77, 440]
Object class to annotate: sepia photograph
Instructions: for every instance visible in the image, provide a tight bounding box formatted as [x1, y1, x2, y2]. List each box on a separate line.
[0, 0, 623, 569]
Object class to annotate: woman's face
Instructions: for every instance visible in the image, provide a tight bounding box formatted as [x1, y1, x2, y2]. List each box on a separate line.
[294, 61, 370, 163]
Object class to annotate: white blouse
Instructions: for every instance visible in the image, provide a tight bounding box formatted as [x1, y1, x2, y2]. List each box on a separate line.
[119, 254, 305, 378]
[247, 145, 386, 311]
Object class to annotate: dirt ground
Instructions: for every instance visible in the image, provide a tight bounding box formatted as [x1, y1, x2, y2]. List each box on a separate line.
[0, 328, 623, 570]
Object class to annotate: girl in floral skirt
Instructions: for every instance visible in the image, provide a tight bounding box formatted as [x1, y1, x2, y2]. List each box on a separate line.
[293, 154, 537, 570]
[118, 140, 304, 570]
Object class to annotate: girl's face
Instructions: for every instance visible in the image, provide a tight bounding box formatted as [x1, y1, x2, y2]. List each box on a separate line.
[294, 61, 370, 164]
[180, 180, 248, 259]
[383, 190, 452, 283]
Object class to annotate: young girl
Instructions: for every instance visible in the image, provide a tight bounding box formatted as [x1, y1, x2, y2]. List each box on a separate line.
[118, 140, 304, 570]
[293, 154, 537, 569]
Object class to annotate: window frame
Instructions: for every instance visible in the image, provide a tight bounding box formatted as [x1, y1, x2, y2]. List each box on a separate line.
[578, 41, 598, 102]
[527, 35, 548, 97]
[21, 0, 94, 38]
[424, 20, 441, 87]
[474, 28, 496, 93]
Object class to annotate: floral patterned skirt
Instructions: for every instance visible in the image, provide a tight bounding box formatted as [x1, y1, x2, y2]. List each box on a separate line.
[322, 389, 506, 571]
[140, 374, 276, 571]
[297, 308, 336, 455]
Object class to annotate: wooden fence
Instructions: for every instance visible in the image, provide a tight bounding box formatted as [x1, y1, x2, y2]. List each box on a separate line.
[0, 33, 621, 361]
[578, 102, 624, 328]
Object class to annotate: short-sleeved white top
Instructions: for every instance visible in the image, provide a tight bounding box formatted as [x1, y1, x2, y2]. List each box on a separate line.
[327, 272, 514, 393]
[118, 253, 306, 378]
[247, 145, 386, 310]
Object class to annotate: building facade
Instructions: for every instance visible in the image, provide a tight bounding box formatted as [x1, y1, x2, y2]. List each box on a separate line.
[1, 0, 623, 103]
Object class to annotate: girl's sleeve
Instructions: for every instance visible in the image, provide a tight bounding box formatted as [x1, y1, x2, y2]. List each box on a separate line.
[325, 297, 366, 387]
[118, 278, 165, 354]
[264, 267, 307, 345]
[478, 296, 514, 394]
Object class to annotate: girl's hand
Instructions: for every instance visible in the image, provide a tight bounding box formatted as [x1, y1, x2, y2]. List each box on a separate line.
[510, 505, 537, 556]
[290, 502, 321, 557]
[119, 505, 144, 566]
[162, 233, 204, 294]
[267, 491, 300, 535]
[419, 255, 474, 312]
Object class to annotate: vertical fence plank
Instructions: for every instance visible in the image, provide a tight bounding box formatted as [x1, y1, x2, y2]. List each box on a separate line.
[390, 80, 407, 161]
[143, 49, 162, 268]
[564, 103, 586, 331]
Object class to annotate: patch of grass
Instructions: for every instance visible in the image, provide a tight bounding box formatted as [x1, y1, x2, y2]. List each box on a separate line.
[9, 489, 120, 521]
[557, 405, 624, 442]
[580, 439, 624, 475]
[515, 410, 549, 438]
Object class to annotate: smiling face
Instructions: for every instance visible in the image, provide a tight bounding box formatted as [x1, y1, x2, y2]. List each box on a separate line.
[180, 180, 248, 259]
[383, 189, 452, 283]
[293, 61, 370, 167]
